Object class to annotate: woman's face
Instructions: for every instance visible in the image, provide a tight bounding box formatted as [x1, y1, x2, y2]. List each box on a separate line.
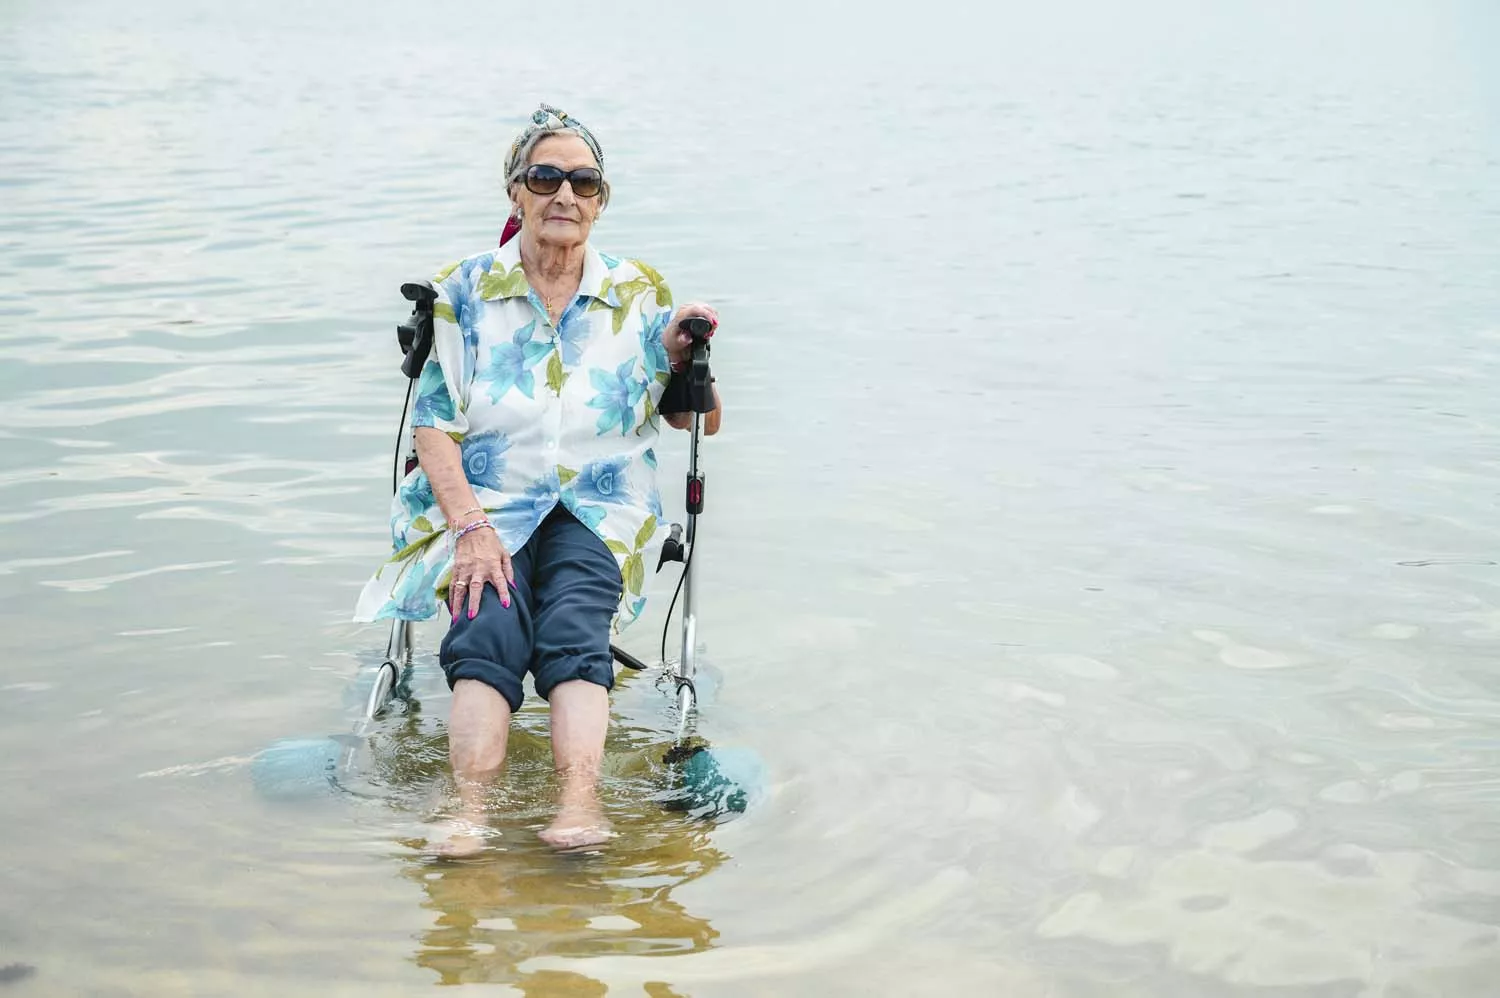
[511, 134, 602, 250]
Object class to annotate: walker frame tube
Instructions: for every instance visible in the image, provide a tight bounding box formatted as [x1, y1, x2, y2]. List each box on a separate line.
[676, 411, 702, 741]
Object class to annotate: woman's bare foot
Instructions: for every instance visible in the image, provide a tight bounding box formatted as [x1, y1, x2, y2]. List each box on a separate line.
[426, 816, 495, 858]
[539, 803, 614, 850]
[540, 810, 615, 846]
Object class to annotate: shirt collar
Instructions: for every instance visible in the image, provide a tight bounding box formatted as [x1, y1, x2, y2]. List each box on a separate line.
[482, 237, 621, 308]
[579, 244, 621, 308]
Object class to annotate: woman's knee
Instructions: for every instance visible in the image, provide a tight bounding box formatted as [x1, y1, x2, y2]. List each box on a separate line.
[440, 582, 532, 711]
[448, 680, 513, 769]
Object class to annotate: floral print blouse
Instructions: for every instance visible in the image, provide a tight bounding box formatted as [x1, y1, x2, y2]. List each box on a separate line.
[354, 236, 679, 633]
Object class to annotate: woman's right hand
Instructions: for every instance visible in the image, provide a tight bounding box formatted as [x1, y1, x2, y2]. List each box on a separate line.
[449, 523, 515, 621]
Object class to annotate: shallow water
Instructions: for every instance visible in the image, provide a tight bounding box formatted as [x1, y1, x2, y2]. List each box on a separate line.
[3, 0, 1500, 994]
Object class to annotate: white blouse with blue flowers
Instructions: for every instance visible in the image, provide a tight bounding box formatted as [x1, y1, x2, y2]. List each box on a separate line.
[353, 237, 679, 633]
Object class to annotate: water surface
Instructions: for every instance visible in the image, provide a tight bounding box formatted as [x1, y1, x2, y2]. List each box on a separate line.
[2, 0, 1500, 994]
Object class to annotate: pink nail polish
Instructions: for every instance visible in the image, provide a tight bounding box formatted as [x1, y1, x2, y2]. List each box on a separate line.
[468, 608, 476, 620]
[502, 597, 511, 609]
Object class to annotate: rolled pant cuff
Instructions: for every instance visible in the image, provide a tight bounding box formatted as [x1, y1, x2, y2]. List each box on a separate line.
[445, 658, 526, 713]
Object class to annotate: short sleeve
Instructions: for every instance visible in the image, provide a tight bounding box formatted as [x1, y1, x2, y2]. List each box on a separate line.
[411, 262, 471, 438]
[410, 357, 460, 433]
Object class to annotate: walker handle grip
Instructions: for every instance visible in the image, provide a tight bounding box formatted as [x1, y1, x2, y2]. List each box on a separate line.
[679, 317, 714, 412]
[397, 281, 438, 379]
[681, 315, 714, 342]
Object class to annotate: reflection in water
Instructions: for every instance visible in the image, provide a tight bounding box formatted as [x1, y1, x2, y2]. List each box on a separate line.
[357, 668, 728, 991]
[403, 819, 722, 992]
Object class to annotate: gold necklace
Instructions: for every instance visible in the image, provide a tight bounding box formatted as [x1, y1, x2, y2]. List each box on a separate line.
[539, 283, 573, 318]
[525, 266, 569, 318]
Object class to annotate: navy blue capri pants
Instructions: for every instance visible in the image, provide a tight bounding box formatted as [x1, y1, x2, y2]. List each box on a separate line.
[439, 506, 622, 712]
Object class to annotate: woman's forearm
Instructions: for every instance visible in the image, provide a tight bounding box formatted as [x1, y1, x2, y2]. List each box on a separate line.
[704, 384, 721, 435]
[415, 427, 483, 526]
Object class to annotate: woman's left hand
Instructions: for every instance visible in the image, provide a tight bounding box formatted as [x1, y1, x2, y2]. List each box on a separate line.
[666, 302, 718, 370]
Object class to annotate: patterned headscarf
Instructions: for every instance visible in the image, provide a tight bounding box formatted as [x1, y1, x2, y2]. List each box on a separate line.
[503, 103, 605, 183]
[500, 103, 606, 246]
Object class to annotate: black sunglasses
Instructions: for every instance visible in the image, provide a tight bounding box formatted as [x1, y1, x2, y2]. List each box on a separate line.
[523, 164, 604, 198]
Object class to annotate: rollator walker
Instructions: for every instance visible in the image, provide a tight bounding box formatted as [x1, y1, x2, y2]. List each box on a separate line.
[252, 281, 757, 818]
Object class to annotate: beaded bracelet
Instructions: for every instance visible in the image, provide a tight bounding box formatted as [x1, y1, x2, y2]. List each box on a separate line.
[450, 519, 495, 544]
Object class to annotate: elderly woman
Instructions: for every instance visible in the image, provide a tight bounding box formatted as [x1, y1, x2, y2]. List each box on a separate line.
[355, 104, 723, 854]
